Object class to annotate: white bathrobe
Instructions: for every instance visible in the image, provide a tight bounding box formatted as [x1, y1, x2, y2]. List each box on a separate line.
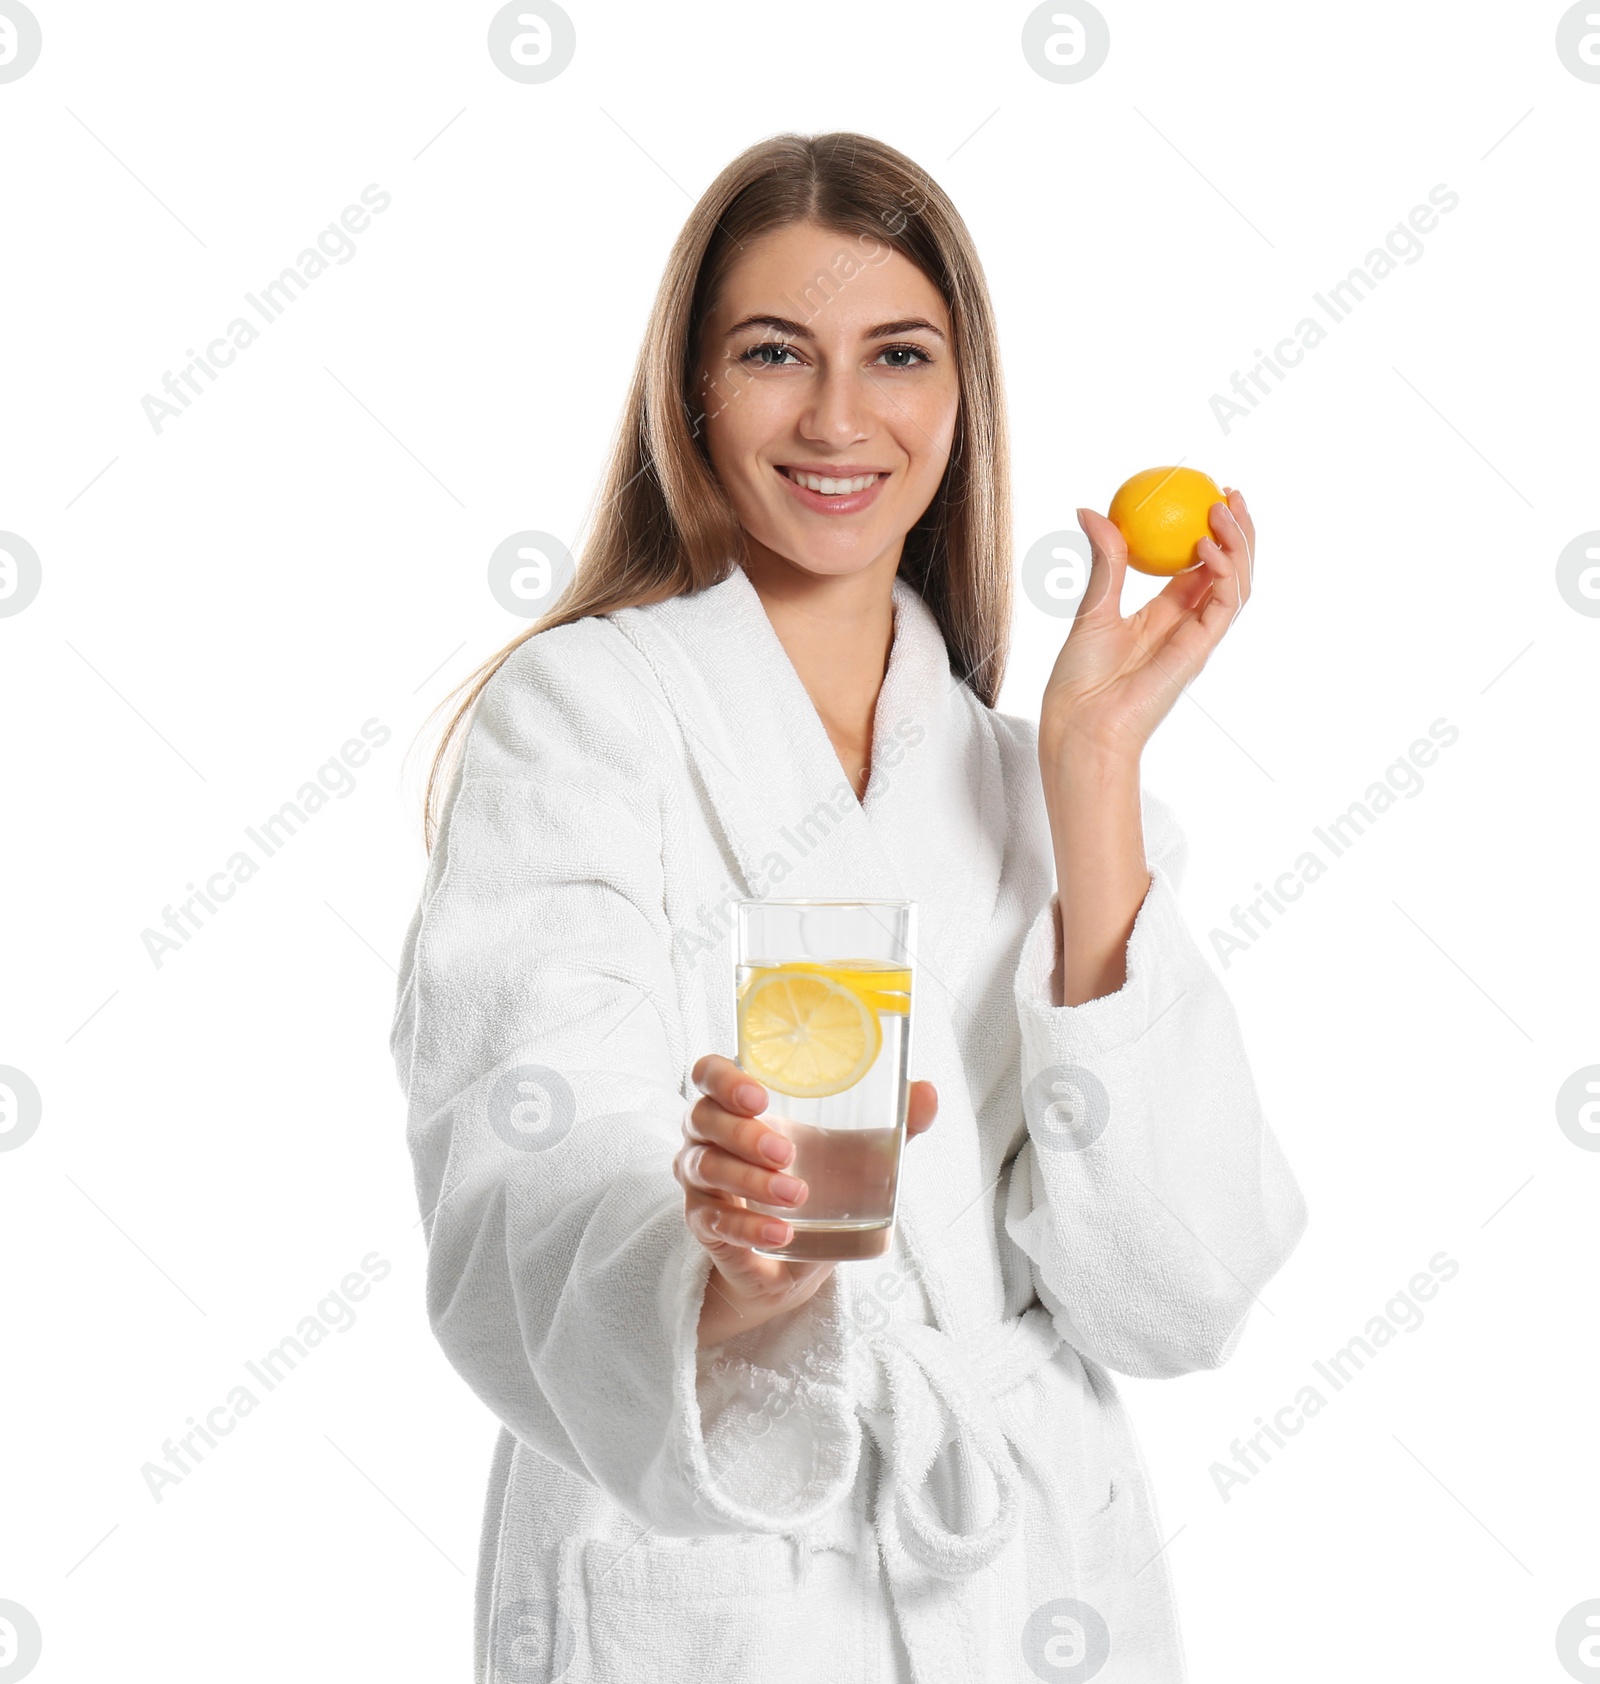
[390, 562, 1308, 1684]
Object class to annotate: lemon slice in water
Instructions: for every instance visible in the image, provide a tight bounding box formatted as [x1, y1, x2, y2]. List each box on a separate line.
[778, 960, 910, 1017]
[737, 964, 883, 1099]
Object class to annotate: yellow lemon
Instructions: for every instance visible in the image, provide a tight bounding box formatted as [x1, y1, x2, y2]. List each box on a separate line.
[736, 963, 884, 1099]
[1108, 466, 1226, 576]
[777, 959, 910, 1017]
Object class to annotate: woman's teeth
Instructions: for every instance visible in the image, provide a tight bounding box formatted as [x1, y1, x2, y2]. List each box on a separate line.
[781, 468, 882, 496]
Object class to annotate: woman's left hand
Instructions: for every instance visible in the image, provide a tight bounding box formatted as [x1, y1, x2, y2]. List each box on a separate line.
[1039, 486, 1255, 762]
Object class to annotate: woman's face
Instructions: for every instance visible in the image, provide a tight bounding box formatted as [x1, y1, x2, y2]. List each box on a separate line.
[693, 219, 960, 583]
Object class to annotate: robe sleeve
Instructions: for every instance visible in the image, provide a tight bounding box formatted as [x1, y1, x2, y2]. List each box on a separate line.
[1002, 784, 1309, 1379]
[390, 629, 862, 1538]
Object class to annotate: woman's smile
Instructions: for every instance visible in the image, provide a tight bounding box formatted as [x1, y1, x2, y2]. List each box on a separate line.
[773, 462, 890, 515]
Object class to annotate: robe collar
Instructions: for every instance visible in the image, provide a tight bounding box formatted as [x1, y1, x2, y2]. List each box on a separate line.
[608, 563, 1006, 990]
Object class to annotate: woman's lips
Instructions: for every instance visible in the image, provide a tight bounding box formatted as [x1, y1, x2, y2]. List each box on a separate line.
[774, 464, 888, 516]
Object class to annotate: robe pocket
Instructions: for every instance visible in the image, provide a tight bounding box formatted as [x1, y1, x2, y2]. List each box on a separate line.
[556, 1530, 866, 1684]
[1067, 1475, 1132, 1584]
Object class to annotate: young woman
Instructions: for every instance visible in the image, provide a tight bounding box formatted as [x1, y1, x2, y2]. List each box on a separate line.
[392, 130, 1307, 1684]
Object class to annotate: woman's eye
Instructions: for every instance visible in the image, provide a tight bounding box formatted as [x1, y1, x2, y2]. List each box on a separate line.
[739, 342, 800, 367]
[876, 344, 933, 369]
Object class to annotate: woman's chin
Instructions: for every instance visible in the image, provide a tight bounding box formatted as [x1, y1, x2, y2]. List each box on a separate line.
[749, 531, 899, 582]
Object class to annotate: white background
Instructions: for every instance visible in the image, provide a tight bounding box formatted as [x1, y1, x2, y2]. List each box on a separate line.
[3, 2, 1596, 1679]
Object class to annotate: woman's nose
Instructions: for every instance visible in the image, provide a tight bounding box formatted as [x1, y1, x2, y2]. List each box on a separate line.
[798, 364, 872, 445]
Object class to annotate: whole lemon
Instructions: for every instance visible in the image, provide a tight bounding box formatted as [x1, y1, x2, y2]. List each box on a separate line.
[1107, 466, 1227, 576]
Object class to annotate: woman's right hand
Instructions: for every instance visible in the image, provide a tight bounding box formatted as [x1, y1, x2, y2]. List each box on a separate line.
[677, 1053, 937, 1350]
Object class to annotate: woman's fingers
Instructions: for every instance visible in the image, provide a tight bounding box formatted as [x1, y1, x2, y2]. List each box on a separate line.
[1133, 560, 1215, 651]
[687, 1053, 793, 1162]
[682, 1055, 843, 1345]
[1210, 490, 1255, 600]
[1152, 541, 1241, 684]
[906, 1078, 938, 1139]
[680, 1138, 808, 1209]
[1201, 489, 1251, 623]
[1218, 486, 1256, 551]
[681, 1064, 935, 1290]
[685, 1094, 795, 1167]
[1139, 491, 1254, 686]
[692, 1051, 769, 1123]
[687, 1097, 798, 1192]
[691, 1194, 793, 1252]
[1073, 506, 1129, 622]
[680, 1053, 801, 1270]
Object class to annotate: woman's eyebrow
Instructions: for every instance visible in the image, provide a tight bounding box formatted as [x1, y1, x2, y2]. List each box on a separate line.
[724, 313, 946, 343]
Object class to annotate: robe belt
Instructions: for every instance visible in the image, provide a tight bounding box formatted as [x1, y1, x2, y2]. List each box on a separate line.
[854, 1302, 1064, 1581]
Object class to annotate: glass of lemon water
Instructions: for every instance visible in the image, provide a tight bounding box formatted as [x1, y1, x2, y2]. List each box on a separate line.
[734, 898, 915, 1262]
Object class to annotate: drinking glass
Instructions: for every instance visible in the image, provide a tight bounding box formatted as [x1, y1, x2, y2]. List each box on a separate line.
[733, 898, 915, 1262]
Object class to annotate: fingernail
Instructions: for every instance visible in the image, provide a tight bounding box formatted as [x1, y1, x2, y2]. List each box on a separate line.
[759, 1134, 794, 1165]
[770, 1174, 804, 1203]
[761, 1221, 789, 1243]
[736, 1083, 766, 1112]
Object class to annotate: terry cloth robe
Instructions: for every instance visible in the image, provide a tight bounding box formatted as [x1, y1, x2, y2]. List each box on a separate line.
[390, 562, 1309, 1684]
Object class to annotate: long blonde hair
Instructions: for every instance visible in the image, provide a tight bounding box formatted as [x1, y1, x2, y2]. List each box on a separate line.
[420, 129, 1013, 852]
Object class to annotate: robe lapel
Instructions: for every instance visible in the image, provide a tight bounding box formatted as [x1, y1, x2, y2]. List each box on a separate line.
[608, 564, 1006, 1003]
